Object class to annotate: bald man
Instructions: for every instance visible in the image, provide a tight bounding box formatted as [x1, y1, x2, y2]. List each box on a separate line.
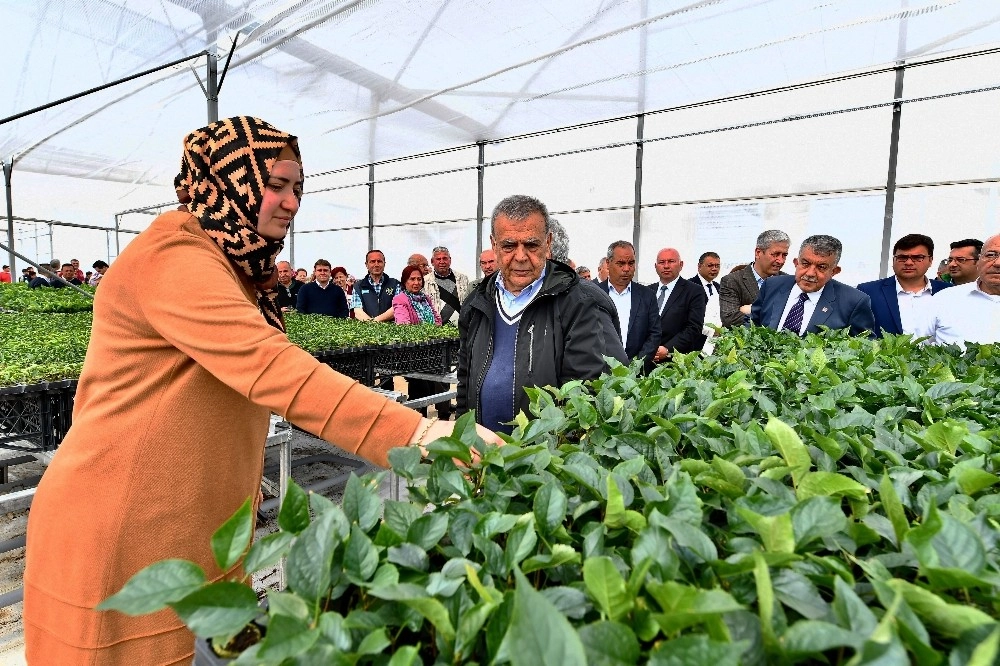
[407, 253, 432, 276]
[649, 248, 707, 362]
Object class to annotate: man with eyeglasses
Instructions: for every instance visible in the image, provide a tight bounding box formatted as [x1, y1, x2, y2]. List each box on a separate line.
[921, 234, 1000, 346]
[857, 233, 952, 337]
[946, 238, 983, 285]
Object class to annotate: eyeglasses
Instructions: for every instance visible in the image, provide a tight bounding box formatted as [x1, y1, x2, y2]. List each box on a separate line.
[981, 251, 1000, 264]
[893, 254, 929, 263]
[947, 256, 976, 264]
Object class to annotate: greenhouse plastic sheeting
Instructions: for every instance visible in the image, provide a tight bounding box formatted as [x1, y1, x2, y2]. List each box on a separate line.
[5, 0, 1000, 181]
[2, 0, 1000, 272]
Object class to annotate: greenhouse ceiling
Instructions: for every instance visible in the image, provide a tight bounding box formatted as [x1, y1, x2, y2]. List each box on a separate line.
[2, 0, 1000, 215]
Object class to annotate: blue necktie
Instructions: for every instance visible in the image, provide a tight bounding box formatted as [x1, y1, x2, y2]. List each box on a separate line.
[782, 292, 809, 335]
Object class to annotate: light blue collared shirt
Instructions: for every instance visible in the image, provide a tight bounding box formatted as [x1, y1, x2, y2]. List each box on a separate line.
[751, 264, 765, 289]
[496, 267, 547, 318]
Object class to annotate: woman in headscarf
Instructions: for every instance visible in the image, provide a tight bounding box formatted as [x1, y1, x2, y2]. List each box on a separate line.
[23, 117, 496, 665]
[393, 265, 443, 415]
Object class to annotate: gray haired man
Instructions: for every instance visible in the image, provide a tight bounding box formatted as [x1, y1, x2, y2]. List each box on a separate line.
[751, 234, 874, 337]
[719, 229, 790, 327]
[426, 246, 471, 325]
[457, 195, 612, 433]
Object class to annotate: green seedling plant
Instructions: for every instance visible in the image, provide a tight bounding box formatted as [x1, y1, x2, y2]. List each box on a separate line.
[100, 326, 1000, 664]
[0, 301, 456, 388]
[0, 282, 96, 313]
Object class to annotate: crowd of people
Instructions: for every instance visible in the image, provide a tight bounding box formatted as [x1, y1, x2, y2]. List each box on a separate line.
[5, 258, 109, 288]
[451, 194, 1000, 437]
[14, 205, 1000, 430]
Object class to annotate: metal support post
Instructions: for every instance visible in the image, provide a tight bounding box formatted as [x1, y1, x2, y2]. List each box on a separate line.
[879, 66, 905, 279]
[367, 163, 376, 250]
[632, 114, 645, 256]
[114, 214, 121, 258]
[476, 141, 486, 276]
[3, 160, 14, 275]
[206, 52, 219, 123]
[880, 2, 909, 279]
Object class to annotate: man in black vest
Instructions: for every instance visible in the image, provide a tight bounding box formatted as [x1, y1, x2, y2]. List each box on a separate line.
[354, 250, 400, 322]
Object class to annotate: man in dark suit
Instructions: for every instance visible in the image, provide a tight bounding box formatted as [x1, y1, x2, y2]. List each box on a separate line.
[857, 233, 952, 337]
[599, 241, 660, 365]
[689, 251, 722, 349]
[649, 248, 707, 363]
[719, 230, 790, 327]
[752, 235, 874, 337]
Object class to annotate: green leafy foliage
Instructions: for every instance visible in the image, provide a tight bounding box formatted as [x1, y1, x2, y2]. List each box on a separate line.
[0, 302, 456, 387]
[100, 329, 1000, 663]
[0, 282, 95, 313]
[0, 312, 90, 385]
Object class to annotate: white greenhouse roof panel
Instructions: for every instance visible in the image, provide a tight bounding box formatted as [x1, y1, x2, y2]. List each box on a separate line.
[1, 0, 999, 204]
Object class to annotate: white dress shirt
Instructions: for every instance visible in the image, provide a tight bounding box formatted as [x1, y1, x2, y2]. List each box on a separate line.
[922, 281, 1000, 347]
[895, 278, 934, 336]
[655, 277, 679, 315]
[777, 283, 826, 335]
[607, 282, 633, 344]
[695, 275, 722, 328]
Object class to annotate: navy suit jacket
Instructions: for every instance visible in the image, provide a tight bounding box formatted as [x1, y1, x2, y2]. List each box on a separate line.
[751, 275, 875, 337]
[599, 280, 661, 362]
[856, 276, 952, 337]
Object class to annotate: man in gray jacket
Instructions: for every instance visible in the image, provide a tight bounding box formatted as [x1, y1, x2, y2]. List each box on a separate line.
[548, 218, 629, 366]
[457, 195, 609, 434]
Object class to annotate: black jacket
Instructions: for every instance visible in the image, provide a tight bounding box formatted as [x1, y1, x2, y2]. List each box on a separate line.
[457, 261, 609, 424]
[648, 277, 708, 354]
[597, 279, 661, 362]
[275, 279, 303, 310]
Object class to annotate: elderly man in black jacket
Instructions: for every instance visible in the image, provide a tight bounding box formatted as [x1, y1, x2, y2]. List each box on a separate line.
[457, 195, 608, 434]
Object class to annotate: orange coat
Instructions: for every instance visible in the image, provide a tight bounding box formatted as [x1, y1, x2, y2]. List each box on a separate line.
[23, 211, 422, 665]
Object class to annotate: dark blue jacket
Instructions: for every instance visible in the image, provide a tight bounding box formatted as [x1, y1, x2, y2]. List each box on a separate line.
[751, 275, 874, 337]
[356, 275, 400, 318]
[856, 276, 952, 337]
[295, 281, 349, 317]
[598, 280, 661, 362]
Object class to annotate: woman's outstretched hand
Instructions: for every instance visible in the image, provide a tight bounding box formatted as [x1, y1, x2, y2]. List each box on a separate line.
[408, 417, 501, 462]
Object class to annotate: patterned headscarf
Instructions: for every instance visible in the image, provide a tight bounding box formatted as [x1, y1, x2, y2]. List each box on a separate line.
[175, 116, 302, 331]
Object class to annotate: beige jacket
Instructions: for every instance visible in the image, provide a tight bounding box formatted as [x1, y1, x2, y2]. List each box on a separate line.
[424, 270, 471, 324]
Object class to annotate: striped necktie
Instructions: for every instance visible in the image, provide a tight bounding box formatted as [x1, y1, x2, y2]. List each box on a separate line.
[782, 292, 809, 335]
